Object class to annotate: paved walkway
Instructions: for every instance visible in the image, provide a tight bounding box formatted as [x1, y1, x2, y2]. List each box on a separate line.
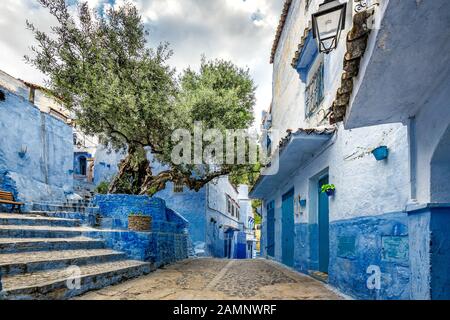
[76, 258, 343, 300]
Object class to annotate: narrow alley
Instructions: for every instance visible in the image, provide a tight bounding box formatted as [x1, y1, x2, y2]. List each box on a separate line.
[76, 259, 343, 300]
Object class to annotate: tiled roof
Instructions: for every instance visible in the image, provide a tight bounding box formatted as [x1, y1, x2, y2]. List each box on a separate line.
[291, 23, 313, 68]
[330, 10, 374, 124]
[279, 126, 336, 151]
[270, 0, 293, 64]
[249, 126, 336, 198]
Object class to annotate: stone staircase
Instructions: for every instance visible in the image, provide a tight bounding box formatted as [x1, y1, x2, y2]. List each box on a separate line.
[0, 212, 152, 300]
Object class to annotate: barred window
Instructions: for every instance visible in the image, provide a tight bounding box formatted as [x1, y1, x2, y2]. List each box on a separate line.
[305, 62, 324, 118]
[227, 196, 232, 214]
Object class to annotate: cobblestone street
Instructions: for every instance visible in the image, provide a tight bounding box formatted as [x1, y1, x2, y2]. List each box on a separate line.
[76, 258, 343, 300]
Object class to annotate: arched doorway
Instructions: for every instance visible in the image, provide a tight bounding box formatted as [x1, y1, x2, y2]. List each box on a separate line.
[430, 125, 450, 203]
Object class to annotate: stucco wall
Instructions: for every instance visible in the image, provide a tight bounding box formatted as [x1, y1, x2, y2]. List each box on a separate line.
[205, 177, 242, 257]
[260, 122, 410, 298]
[271, 0, 352, 143]
[0, 86, 73, 208]
[93, 144, 126, 185]
[413, 82, 450, 204]
[263, 122, 409, 225]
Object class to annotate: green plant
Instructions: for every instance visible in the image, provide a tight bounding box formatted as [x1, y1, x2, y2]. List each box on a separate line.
[129, 212, 145, 217]
[95, 181, 110, 195]
[321, 184, 336, 193]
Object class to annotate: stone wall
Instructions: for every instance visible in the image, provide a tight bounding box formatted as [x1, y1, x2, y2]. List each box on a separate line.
[0, 83, 73, 211]
[92, 195, 189, 267]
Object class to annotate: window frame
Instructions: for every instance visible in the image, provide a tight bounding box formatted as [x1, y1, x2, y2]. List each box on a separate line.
[305, 58, 325, 119]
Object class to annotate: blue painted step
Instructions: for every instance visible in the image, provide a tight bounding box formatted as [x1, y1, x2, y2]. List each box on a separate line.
[0, 238, 105, 253]
[0, 214, 81, 228]
[31, 211, 92, 225]
[0, 211, 153, 299]
[0, 226, 87, 238]
[31, 203, 98, 214]
[1, 260, 153, 300]
[0, 249, 127, 276]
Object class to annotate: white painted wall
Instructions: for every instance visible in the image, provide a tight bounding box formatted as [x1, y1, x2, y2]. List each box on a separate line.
[271, 0, 352, 145]
[414, 78, 450, 204]
[262, 122, 410, 260]
[261, 0, 411, 260]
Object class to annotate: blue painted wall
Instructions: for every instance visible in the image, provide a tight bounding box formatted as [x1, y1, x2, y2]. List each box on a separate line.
[155, 183, 206, 245]
[91, 194, 189, 266]
[0, 87, 73, 210]
[408, 204, 450, 300]
[290, 212, 411, 300]
[329, 212, 410, 300]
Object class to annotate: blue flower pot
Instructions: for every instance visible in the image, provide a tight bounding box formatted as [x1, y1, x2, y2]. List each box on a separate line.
[325, 189, 335, 196]
[299, 199, 307, 207]
[372, 146, 389, 161]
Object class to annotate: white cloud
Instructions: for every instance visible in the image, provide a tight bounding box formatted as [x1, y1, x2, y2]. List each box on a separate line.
[0, 0, 284, 127]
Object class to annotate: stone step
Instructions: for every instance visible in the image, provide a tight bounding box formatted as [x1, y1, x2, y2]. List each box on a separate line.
[30, 203, 97, 214]
[0, 237, 105, 253]
[0, 249, 127, 276]
[0, 213, 81, 228]
[0, 225, 95, 239]
[1, 260, 153, 300]
[30, 211, 90, 222]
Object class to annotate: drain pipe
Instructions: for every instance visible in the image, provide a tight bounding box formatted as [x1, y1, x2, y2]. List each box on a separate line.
[408, 116, 418, 202]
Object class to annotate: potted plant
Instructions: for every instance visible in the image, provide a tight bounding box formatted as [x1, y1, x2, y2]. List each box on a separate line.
[321, 184, 336, 196]
[372, 146, 389, 161]
[128, 212, 152, 232]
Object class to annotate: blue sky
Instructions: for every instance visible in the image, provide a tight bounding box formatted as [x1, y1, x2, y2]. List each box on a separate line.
[0, 0, 284, 127]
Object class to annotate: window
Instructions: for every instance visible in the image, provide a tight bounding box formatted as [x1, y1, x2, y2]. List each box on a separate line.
[226, 195, 240, 219]
[173, 182, 184, 193]
[227, 196, 232, 214]
[305, 62, 324, 118]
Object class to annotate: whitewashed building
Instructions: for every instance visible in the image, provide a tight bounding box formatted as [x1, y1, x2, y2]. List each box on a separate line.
[250, 0, 449, 300]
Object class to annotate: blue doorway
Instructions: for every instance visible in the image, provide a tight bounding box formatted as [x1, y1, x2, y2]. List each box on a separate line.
[282, 189, 295, 267]
[318, 176, 330, 273]
[266, 201, 275, 257]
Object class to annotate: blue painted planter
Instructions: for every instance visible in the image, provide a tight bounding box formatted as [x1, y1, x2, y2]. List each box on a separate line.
[299, 199, 307, 207]
[372, 146, 389, 161]
[325, 189, 335, 196]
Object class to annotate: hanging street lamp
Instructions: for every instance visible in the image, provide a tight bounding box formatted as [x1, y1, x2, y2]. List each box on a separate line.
[312, 0, 347, 54]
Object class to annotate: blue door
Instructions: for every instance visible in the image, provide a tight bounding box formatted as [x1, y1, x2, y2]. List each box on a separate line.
[267, 201, 275, 257]
[318, 176, 330, 273]
[282, 189, 295, 267]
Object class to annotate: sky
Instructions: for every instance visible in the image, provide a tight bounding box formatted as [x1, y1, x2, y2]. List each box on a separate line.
[0, 0, 284, 128]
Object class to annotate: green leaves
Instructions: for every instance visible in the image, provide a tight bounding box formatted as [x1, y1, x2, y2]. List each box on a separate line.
[321, 184, 336, 193]
[27, 1, 258, 194]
